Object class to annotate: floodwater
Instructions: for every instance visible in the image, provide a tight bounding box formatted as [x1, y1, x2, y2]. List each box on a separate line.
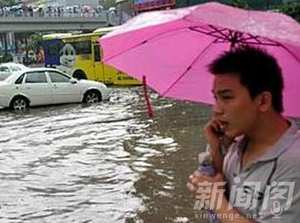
[0, 87, 216, 223]
[0, 87, 208, 223]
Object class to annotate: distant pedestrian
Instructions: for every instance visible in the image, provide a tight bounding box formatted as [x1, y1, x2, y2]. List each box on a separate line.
[28, 6, 33, 17]
[38, 7, 42, 17]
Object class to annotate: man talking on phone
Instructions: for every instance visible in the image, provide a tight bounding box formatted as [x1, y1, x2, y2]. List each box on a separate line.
[187, 46, 300, 222]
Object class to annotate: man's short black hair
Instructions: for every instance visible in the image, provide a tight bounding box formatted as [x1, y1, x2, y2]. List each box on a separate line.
[208, 45, 284, 113]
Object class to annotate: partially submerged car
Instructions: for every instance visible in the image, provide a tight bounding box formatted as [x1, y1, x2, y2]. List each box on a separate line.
[0, 67, 109, 111]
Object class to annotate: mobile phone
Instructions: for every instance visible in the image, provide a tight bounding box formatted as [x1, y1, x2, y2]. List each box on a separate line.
[212, 125, 225, 137]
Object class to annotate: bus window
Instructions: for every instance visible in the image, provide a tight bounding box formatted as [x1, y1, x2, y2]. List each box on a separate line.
[72, 40, 91, 54]
[94, 44, 101, 62]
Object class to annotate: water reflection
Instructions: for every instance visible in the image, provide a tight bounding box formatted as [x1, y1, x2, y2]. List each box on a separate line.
[129, 98, 211, 223]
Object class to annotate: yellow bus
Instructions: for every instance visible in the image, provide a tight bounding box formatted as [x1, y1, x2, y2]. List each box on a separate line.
[42, 27, 140, 86]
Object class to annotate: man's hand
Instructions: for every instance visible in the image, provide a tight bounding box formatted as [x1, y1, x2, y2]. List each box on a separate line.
[203, 118, 225, 150]
[203, 118, 234, 173]
[187, 171, 254, 223]
[187, 170, 226, 211]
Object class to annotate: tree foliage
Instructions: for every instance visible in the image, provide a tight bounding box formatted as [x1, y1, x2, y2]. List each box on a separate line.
[230, 0, 249, 9]
[276, 2, 300, 22]
[29, 33, 43, 52]
[0, 0, 17, 7]
[102, 0, 117, 9]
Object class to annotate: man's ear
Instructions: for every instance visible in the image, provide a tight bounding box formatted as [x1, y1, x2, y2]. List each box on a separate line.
[255, 91, 272, 112]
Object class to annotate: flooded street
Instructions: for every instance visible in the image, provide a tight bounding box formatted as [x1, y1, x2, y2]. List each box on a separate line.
[2, 86, 299, 223]
[0, 87, 216, 223]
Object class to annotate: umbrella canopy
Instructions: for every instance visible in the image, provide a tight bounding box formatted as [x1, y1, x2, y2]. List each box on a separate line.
[100, 2, 300, 117]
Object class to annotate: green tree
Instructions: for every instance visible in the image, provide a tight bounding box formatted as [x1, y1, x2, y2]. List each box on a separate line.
[29, 33, 43, 53]
[277, 2, 300, 22]
[230, 0, 249, 8]
[103, 0, 116, 9]
[0, 0, 17, 7]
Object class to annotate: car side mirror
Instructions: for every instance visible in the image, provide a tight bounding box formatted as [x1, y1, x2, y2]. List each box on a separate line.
[70, 79, 77, 84]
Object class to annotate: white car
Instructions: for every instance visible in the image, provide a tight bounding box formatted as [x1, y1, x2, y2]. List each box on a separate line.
[0, 62, 28, 81]
[0, 67, 109, 111]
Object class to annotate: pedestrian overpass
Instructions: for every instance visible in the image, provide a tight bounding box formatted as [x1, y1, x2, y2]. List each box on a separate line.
[0, 13, 122, 63]
[0, 15, 110, 32]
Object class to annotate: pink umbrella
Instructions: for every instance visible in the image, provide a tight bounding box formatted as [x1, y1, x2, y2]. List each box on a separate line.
[100, 2, 300, 117]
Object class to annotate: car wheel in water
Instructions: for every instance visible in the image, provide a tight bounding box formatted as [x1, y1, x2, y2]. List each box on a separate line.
[10, 96, 29, 111]
[83, 90, 102, 104]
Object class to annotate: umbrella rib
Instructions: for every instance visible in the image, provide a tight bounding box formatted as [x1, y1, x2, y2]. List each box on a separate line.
[240, 36, 262, 44]
[240, 40, 280, 47]
[239, 36, 280, 46]
[278, 43, 300, 64]
[190, 25, 285, 48]
[207, 25, 229, 39]
[239, 34, 280, 47]
[189, 26, 230, 43]
[240, 34, 300, 64]
[193, 25, 229, 40]
[162, 40, 216, 97]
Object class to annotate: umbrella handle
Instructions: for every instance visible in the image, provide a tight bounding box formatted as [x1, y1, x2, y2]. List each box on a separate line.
[143, 76, 154, 118]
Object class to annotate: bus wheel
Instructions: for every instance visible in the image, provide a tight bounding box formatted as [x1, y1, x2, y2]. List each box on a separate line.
[83, 90, 102, 104]
[73, 70, 87, 80]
